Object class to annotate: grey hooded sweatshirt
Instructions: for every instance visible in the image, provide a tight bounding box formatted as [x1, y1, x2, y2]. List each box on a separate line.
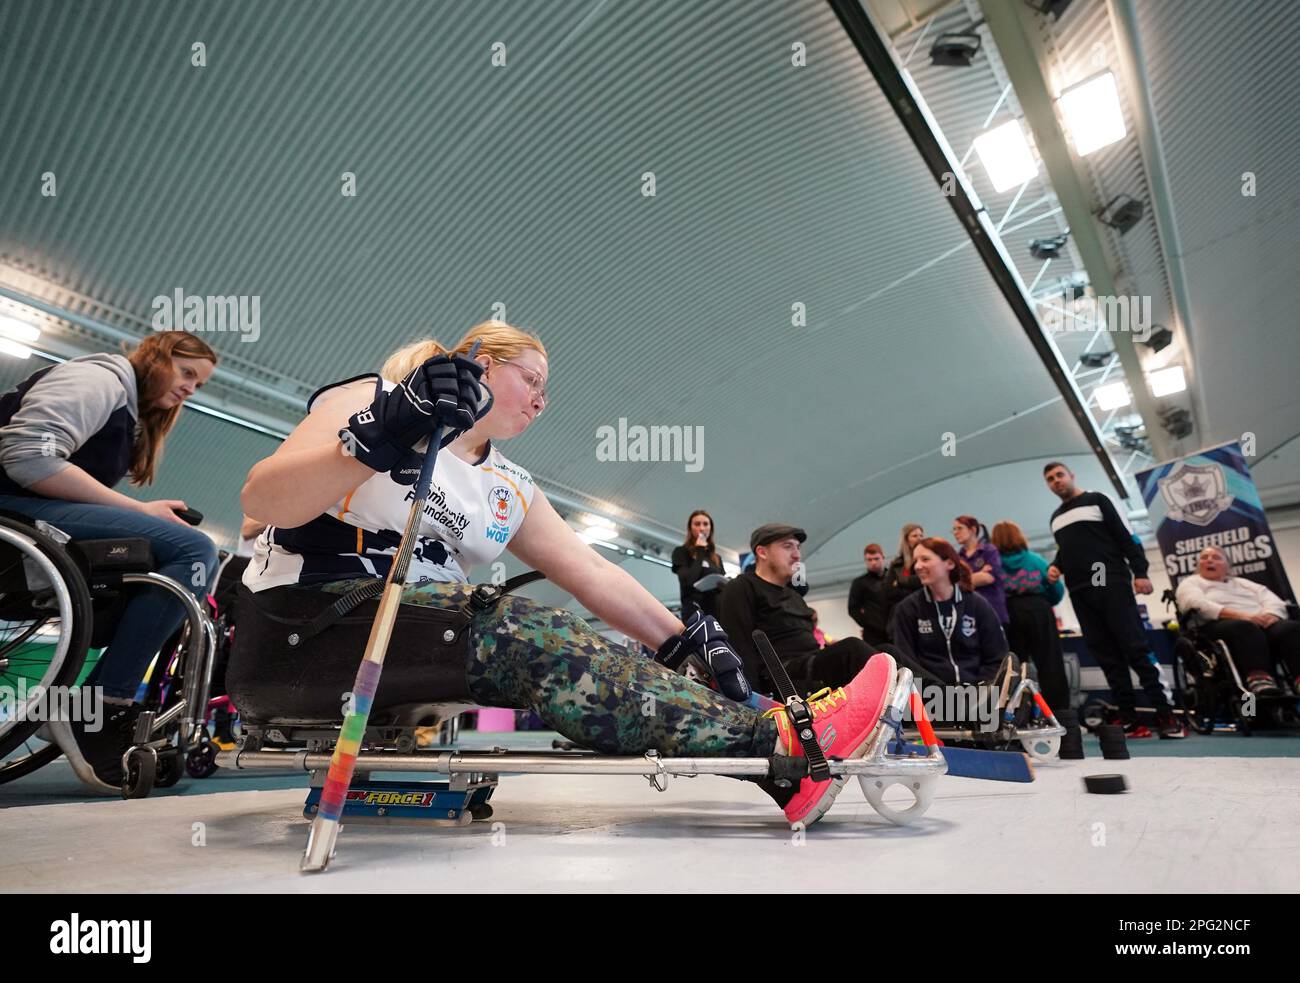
[0, 353, 140, 495]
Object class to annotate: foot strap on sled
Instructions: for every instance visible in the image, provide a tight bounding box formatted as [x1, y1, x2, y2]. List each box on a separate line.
[752, 630, 831, 782]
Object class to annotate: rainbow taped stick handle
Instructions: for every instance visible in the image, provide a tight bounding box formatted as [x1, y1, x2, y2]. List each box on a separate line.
[302, 345, 480, 872]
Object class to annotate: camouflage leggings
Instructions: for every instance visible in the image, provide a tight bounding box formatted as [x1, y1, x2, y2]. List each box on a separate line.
[375, 579, 778, 757]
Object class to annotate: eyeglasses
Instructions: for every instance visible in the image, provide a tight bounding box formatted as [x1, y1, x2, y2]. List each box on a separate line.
[496, 360, 548, 409]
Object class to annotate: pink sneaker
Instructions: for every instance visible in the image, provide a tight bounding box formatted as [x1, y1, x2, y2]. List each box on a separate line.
[767, 652, 897, 827]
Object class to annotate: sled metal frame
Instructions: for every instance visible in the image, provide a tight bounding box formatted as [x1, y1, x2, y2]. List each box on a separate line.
[922, 675, 1067, 761]
[218, 668, 947, 827]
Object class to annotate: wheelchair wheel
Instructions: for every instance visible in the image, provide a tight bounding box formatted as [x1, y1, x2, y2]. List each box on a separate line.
[0, 736, 62, 784]
[0, 517, 95, 758]
[122, 746, 157, 799]
[185, 738, 219, 779]
[154, 748, 186, 788]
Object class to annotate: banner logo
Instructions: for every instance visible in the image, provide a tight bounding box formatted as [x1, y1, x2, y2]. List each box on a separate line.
[1158, 462, 1233, 527]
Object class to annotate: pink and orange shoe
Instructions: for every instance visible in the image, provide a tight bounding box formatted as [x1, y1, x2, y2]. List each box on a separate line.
[766, 652, 897, 827]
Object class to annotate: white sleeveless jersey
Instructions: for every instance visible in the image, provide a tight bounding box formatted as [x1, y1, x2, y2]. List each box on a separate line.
[243, 375, 536, 592]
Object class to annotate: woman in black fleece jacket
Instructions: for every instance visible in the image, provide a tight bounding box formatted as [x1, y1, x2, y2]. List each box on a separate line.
[889, 537, 1007, 686]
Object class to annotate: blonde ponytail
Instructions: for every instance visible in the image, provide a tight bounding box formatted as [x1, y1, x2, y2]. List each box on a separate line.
[380, 320, 546, 382]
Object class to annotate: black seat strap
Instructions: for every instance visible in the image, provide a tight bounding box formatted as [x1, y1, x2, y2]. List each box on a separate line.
[288, 570, 549, 646]
[289, 579, 386, 646]
[467, 570, 547, 613]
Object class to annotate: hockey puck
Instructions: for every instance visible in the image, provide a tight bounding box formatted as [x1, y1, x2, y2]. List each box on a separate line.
[1084, 773, 1128, 794]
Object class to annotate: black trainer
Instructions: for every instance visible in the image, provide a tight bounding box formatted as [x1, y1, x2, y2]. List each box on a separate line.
[72, 702, 143, 786]
[1245, 673, 1281, 697]
[1156, 711, 1187, 740]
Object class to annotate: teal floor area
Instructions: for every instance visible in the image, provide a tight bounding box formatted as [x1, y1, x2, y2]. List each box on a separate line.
[1, 728, 1296, 808]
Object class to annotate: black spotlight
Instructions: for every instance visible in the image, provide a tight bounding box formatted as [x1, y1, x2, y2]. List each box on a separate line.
[1114, 424, 1149, 452]
[1159, 407, 1193, 440]
[930, 30, 982, 67]
[1142, 325, 1174, 353]
[1030, 0, 1075, 19]
[1079, 351, 1113, 369]
[1030, 233, 1070, 260]
[1095, 194, 1146, 234]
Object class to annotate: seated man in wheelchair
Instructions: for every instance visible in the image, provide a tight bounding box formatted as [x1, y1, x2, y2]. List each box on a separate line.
[0, 331, 219, 784]
[1175, 546, 1300, 696]
[230, 320, 902, 829]
[888, 538, 1020, 731]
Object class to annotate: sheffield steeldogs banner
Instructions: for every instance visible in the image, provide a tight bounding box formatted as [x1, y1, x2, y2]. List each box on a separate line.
[1136, 441, 1294, 602]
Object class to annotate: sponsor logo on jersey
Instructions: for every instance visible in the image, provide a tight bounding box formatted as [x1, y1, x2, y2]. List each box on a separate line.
[485, 485, 513, 543]
[961, 614, 976, 637]
[918, 619, 933, 634]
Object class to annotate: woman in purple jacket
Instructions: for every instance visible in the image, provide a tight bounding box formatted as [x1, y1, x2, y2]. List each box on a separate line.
[952, 515, 1008, 628]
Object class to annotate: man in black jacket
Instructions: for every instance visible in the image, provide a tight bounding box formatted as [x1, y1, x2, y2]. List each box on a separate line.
[1044, 461, 1183, 738]
[847, 544, 890, 647]
[716, 523, 877, 696]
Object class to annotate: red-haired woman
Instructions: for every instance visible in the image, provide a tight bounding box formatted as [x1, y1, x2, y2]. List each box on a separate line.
[888, 537, 1008, 685]
[0, 331, 219, 783]
[671, 509, 725, 617]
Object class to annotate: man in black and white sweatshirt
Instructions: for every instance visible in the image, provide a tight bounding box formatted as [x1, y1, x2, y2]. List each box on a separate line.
[1043, 461, 1183, 738]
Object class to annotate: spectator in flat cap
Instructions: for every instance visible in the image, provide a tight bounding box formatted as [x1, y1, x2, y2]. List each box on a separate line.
[716, 522, 886, 696]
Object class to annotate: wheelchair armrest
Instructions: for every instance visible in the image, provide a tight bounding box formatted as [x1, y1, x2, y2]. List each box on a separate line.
[71, 537, 156, 574]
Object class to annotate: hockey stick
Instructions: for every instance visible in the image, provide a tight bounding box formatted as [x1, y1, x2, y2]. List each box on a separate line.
[302, 345, 478, 872]
[897, 742, 1035, 782]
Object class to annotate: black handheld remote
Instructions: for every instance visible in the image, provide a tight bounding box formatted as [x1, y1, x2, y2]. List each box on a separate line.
[173, 507, 203, 526]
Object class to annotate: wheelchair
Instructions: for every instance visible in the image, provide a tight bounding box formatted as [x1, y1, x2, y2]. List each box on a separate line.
[900, 652, 1066, 761]
[1161, 589, 1300, 736]
[0, 511, 218, 796]
[217, 573, 948, 832]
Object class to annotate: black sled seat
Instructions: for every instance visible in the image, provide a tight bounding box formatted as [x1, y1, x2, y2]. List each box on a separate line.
[226, 581, 494, 728]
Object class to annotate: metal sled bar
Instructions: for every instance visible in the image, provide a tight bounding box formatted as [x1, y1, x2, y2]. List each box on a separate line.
[217, 745, 945, 778]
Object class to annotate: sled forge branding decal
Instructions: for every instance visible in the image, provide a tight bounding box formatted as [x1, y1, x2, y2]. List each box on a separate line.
[485, 485, 514, 544]
[1158, 463, 1234, 527]
[345, 788, 437, 808]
